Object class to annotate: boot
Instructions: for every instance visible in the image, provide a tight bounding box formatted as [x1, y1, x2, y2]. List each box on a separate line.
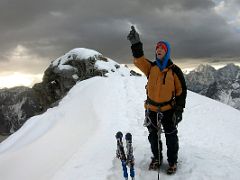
[166, 163, 177, 175]
[148, 157, 162, 170]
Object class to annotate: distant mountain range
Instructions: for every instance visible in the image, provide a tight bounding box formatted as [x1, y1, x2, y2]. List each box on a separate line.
[184, 63, 240, 110]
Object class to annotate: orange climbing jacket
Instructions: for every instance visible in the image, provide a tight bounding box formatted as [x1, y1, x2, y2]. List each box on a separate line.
[131, 41, 187, 112]
[134, 56, 186, 112]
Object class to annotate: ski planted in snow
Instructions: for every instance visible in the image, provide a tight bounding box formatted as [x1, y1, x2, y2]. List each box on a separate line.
[115, 131, 135, 180]
[116, 131, 128, 180]
[125, 133, 135, 180]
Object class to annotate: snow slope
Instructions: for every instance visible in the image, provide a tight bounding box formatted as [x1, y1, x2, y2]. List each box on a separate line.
[0, 75, 240, 180]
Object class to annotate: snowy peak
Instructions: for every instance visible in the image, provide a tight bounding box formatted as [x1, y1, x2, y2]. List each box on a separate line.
[195, 64, 216, 73]
[50, 47, 132, 77]
[217, 63, 240, 80]
[49, 47, 142, 79]
[185, 63, 240, 110]
[186, 64, 217, 92]
[52, 48, 102, 68]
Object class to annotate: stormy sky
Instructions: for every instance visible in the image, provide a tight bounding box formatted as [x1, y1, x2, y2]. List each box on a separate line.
[0, 0, 240, 75]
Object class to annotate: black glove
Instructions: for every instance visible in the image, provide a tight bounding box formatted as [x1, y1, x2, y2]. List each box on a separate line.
[172, 106, 183, 126]
[127, 26, 140, 45]
[127, 26, 144, 58]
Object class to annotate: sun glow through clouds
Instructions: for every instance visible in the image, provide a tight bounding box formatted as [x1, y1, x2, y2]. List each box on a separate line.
[0, 73, 42, 88]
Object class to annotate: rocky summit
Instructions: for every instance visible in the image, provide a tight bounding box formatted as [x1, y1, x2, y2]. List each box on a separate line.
[0, 48, 141, 135]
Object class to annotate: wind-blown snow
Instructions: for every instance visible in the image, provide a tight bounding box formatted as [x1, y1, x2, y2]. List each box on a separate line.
[0, 74, 240, 180]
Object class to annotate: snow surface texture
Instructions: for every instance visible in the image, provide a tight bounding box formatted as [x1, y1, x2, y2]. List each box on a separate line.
[0, 75, 240, 179]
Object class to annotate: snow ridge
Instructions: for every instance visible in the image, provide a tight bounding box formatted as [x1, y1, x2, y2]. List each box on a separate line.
[0, 75, 240, 180]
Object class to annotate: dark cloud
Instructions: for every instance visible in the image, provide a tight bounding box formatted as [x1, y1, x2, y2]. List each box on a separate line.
[0, 0, 72, 29]
[229, 0, 240, 6]
[0, 0, 240, 74]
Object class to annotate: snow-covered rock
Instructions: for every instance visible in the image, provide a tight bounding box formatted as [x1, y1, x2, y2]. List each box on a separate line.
[34, 48, 140, 109]
[185, 63, 240, 110]
[185, 64, 217, 94]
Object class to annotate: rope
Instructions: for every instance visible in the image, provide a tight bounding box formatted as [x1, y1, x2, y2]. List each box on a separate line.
[144, 109, 177, 135]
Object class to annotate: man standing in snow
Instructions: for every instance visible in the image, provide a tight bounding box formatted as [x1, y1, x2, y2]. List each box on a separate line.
[127, 26, 187, 174]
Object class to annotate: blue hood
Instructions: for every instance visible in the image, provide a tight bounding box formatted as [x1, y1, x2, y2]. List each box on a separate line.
[155, 41, 171, 71]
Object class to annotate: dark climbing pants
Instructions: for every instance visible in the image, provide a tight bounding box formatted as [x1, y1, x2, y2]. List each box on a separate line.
[146, 109, 179, 165]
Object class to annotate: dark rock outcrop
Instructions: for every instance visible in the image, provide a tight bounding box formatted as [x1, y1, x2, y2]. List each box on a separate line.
[0, 87, 43, 134]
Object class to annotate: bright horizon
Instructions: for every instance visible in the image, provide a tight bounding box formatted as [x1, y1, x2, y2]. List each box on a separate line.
[0, 72, 42, 89]
[1, 60, 239, 89]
